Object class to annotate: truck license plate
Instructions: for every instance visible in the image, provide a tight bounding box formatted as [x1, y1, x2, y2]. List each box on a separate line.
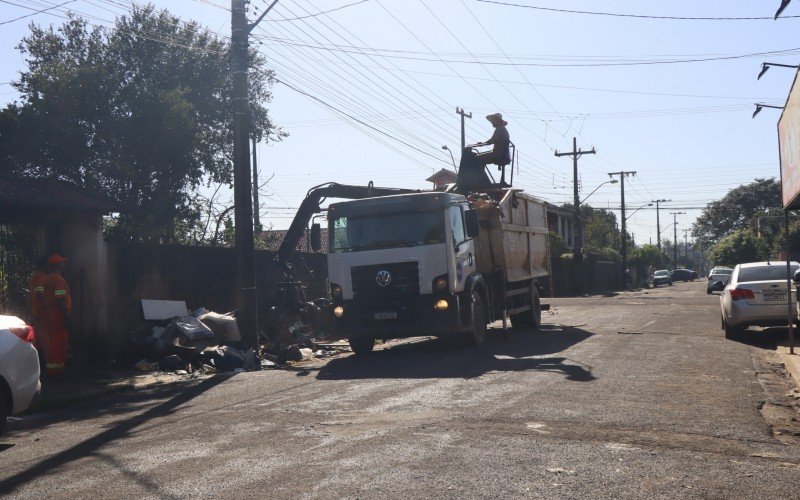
[764, 293, 787, 302]
[374, 312, 397, 320]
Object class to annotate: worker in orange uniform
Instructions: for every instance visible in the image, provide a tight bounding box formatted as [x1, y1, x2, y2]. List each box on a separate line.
[28, 256, 49, 362]
[43, 254, 71, 376]
[28, 257, 49, 330]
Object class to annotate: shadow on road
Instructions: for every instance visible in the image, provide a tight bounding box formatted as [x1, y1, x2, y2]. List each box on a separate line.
[317, 324, 595, 381]
[0, 374, 230, 496]
[727, 326, 794, 350]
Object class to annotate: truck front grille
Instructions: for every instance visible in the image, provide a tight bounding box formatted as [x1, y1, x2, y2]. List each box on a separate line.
[351, 262, 420, 305]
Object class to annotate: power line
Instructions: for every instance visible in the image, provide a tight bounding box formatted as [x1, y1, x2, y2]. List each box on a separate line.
[266, 0, 369, 22]
[0, 0, 75, 25]
[475, 0, 800, 20]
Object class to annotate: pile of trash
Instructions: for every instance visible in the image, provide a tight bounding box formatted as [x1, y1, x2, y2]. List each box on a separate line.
[131, 307, 259, 375]
[130, 300, 351, 374]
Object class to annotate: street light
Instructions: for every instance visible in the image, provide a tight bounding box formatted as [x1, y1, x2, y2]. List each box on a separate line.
[753, 103, 785, 118]
[625, 202, 653, 221]
[442, 145, 457, 170]
[758, 62, 799, 80]
[580, 179, 618, 204]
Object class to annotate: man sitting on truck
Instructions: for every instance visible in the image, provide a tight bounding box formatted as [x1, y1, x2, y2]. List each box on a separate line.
[457, 113, 511, 191]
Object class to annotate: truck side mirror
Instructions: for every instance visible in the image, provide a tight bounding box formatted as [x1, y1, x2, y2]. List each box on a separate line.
[465, 209, 479, 238]
[310, 223, 322, 252]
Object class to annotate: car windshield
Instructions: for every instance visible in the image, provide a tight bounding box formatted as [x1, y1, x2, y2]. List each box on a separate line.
[738, 264, 800, 283]
[331, 210, 445, 253]
[654, 271, 669, 277]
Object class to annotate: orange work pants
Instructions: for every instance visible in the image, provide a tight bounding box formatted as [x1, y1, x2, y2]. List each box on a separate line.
[43, 322, 68, 376]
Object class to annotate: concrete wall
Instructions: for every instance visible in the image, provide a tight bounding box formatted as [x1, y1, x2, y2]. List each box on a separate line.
[60, 215, 109, 352]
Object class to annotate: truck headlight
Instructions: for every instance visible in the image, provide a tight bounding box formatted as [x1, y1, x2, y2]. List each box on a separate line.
[433, 275, 448, 291]
[331, 283, 343, 299]
[333, 306, 344, 317]
[434, 300, 449, 311]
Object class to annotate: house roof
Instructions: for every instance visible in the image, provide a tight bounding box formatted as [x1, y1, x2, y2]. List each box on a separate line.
[426, 168, 458, 184]
[0, 178, 118, 214]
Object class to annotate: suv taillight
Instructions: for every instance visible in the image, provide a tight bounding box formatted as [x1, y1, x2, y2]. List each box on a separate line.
[730, 288, 755, 301]
[9, 325, 35, 343]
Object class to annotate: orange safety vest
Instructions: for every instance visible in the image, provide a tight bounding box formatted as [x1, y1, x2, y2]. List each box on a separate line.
[44, 273, 72, 324]
[28, 271, 48, 320]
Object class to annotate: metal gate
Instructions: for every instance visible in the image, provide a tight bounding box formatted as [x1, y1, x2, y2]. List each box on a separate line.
[0, 224, 38, 319]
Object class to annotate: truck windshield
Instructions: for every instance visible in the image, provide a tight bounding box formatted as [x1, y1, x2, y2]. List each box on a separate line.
[331, 210, 445, 252]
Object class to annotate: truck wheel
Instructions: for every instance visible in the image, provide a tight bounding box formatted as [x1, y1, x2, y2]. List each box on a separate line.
[511, 285, 541, 330]
[349, 337, 375, 355]
[464, 290, 486, 347]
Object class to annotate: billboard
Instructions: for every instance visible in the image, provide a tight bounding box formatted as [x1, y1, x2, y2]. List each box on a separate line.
[779, 68, 800, 210]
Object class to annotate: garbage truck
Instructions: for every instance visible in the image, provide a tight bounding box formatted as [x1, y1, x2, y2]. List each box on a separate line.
[323, 184, 551, 354]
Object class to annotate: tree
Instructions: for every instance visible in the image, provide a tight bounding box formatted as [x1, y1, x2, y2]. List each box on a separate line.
[629, 244, 664, 271]
[0, 6, 284, 242]
[708, 229, 768, 266]
[691, 178, 781, 250]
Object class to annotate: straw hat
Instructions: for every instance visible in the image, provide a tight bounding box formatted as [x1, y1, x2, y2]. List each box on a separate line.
[486, 113, 508, 126]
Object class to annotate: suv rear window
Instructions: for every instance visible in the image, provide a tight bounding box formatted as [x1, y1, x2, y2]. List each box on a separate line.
[711, 269, 732, 276]
[738, 264, 799, 283]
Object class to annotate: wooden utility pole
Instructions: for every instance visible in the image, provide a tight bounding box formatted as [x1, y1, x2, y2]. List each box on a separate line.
[456, 107, 472, 150]
[555, 137, 596, 294]
[608, 171, 636, 284]
[670, 212, 686, 268]
[252, 136, 261, 233]
[231, 0, 278, 351]
[651, 199, 671, 250]
[682, 228, 690, 265]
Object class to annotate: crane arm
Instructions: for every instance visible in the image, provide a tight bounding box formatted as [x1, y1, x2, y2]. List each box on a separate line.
[275, 182, 418, 266]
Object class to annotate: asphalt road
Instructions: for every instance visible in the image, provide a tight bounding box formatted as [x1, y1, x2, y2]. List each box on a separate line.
[3, 281, 800, 498]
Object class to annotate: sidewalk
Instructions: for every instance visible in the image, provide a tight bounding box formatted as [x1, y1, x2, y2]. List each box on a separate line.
[28, 368, 206, 413]
[777, 344, 800, 390]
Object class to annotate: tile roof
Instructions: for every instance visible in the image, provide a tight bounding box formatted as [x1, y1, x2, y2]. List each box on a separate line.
[0, 177, 118, 214]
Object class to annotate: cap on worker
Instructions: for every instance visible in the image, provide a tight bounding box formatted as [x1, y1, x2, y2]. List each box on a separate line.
[486, 113, 508, 126]
[47, 254, 68, 265]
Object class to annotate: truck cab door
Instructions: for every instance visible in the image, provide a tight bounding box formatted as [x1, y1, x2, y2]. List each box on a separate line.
[450, 205, 476, 293]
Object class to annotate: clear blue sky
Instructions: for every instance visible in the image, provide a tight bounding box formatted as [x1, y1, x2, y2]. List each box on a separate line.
[1, 0, 798, 245]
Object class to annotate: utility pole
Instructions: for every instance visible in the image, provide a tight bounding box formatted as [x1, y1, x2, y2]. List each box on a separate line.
[651, 199, 671, 250]
[231, 0, 278, 352]
[456, 107, 472, 150]
[670, 212, 686, 268]
[682, 228, 690, 265]
[252, 135, 261, 233]
[555, 137, 596, 294]
[608, 171, 636, 286]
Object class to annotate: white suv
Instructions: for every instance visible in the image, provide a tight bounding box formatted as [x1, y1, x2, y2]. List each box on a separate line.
[0, 315, 41, 434]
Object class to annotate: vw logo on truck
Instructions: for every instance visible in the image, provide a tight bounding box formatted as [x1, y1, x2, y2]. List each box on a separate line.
[376, 270, 392, 287]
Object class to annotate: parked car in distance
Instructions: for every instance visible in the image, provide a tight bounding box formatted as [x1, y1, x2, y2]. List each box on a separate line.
[0, 315, 41, 435]
[652, 269, 673, 287]
[707, 267, 733, 294]
[720, 261, 800, 338]
[672, 269, 698, 282]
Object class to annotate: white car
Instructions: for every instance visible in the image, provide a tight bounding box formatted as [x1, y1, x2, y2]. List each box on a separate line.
[720, 262, 799, 338]
[0, 315, 41, 435]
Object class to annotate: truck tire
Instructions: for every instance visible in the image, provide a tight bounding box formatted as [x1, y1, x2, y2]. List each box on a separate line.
[511, 285, 541, 330]
[463, 290, 486, 347]
[349, 337, 375, 355]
